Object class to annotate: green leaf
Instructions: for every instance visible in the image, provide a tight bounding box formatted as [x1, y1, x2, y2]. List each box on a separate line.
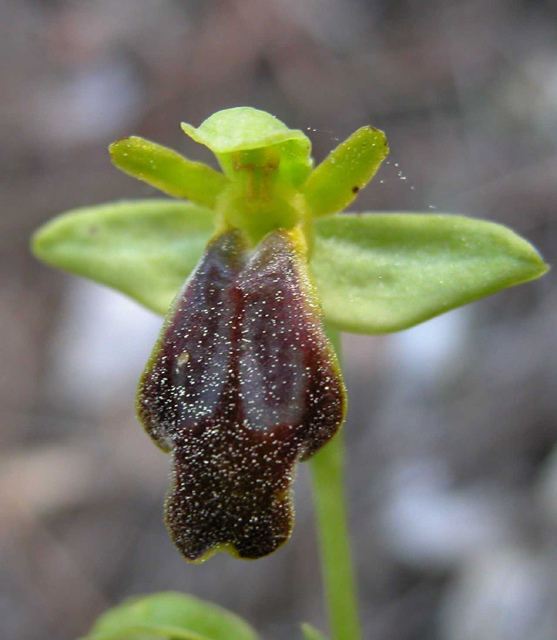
[110, 137, 228, 209]
[31, 200, 216, 315]
[301, 623, 329, 640]
[303, 126, 388, 217]
[82, 592, 260, 640]
[182, 107, 312, 187]
[82, 625, 208, 640]
[311, 213, 548, 334]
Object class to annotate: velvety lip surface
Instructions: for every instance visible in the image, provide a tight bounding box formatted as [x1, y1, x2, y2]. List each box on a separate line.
[138, 228, 345, 561]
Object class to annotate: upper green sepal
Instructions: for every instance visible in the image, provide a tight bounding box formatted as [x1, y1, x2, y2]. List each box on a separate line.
[182, 107, 313, 187]
[181, 106, 310, 154]
[31, 199, 215, 315]
[312, 212, 549, 334]
[81, 592, 260, 640]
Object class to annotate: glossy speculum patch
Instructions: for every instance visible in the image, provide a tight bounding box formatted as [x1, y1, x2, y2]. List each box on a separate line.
[137, 227, 346, 562]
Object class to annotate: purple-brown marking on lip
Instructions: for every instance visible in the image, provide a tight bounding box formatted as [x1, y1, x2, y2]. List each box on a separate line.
[137, 227, 346, 562]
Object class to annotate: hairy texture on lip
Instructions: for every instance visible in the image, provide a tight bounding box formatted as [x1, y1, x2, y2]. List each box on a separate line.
[137, 228, 345, 562]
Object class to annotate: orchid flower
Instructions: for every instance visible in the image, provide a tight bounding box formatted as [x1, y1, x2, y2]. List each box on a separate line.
[32, 107, 547, 565]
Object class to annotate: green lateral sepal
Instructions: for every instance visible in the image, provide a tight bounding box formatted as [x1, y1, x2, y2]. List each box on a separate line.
[31, 199, 216, 315]
[311, 212, 548, 334]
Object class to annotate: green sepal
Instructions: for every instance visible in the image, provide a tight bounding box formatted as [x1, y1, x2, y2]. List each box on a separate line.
[31, 200, 215, 315]
[181, 107, 313, 187]
[31, 203, 548, 334]
[312, 213, 548, 334]
[303, 126, 388, 217]
[109, 136, 228, 209]
[301, 623, 329, 640]
[81, 592, 260, 640]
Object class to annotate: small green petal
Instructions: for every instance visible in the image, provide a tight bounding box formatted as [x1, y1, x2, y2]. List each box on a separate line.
[312, 213, 548, 334]
[182, 107, 312, 187]
[31, 200, 215, 315]
[110, 136, 228, 209]
[303, 126, 388, 218]
[84, 592, 260, 640]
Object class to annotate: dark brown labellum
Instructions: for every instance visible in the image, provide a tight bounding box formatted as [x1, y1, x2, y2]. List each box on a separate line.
[137, 227, 346, 562]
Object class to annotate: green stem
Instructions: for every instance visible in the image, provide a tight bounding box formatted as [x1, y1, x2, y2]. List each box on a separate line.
[309, 330, 361, 640]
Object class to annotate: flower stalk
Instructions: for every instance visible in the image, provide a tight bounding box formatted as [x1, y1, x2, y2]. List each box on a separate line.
[310, 329, 362, 640]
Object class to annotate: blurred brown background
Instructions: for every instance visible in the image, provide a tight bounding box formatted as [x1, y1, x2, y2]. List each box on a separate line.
[1, 1, 556, 639]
